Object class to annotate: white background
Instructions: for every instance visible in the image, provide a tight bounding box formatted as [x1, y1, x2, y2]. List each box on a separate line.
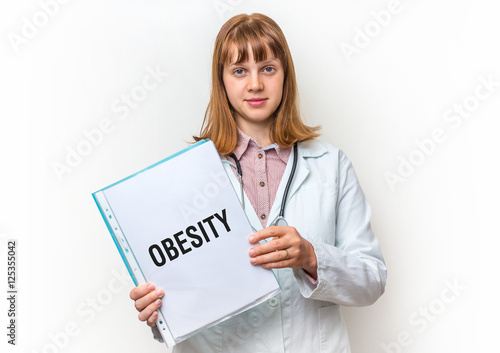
[1, 0, 499, 352]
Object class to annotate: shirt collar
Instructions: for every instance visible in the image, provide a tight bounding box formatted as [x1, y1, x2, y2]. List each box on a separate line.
[231, 128, 252, 160]
[232, 128, 291, 164]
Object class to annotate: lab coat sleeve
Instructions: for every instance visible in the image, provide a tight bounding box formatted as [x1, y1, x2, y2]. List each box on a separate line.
[293, 150, 387, 306]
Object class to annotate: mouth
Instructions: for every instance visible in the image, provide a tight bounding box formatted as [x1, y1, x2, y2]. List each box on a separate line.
[245, 98, 267, 107]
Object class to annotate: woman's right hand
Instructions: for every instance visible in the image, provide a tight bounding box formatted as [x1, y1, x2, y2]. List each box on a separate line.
[130, 283, 164, 327]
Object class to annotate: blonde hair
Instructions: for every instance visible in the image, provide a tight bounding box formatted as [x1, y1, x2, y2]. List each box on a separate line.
[194, 13, 320, 155]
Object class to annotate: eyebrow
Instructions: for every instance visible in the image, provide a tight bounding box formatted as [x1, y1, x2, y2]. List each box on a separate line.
[227, 58, 279, 67]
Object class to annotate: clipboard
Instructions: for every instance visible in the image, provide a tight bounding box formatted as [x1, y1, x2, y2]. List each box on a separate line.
[92, 139, 280, 347]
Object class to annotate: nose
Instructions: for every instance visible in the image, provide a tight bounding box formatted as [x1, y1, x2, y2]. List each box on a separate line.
[247, 72, 263, 92]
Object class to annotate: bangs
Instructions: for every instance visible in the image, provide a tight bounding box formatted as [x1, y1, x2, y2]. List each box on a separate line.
[221, 22, 285, 66]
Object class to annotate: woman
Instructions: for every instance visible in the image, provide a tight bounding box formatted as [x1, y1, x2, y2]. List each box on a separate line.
[130, 13, 386, 353]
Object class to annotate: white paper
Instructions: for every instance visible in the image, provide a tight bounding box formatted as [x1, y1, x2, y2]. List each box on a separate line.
[94, 140, 280, 344]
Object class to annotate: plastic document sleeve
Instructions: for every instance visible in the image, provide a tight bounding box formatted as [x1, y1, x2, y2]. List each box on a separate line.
[92, 139, 280, 348]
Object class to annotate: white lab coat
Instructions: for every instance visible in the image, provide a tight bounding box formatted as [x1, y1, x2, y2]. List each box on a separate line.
[169, 139, 387, 353]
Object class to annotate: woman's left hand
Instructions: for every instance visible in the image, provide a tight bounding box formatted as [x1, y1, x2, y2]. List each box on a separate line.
[248, 226, 318, 279]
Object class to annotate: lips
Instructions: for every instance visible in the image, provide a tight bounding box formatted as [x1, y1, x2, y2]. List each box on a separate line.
[246, 98, 267, 107]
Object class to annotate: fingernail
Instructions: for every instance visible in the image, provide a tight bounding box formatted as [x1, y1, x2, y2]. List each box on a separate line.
[156, 289, 164, 297]
[152, 311, 158, 318]
[147, 283, 155, 291]
[248, 235, 255, 242]
[155, 299, 162, 306]
[250, 258, 257, 264]
[249, 249, 255, 256]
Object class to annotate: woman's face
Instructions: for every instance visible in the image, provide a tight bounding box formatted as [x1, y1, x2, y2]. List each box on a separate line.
[222, 44, 285, 132]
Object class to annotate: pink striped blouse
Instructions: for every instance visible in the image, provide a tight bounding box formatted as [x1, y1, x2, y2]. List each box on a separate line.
[227, 129, 318, 283]
[227, 129, 291, 228]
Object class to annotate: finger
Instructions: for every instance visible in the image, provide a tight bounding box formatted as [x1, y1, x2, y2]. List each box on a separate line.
[260, 259, 295, 270]
[147, 310, 159, 327]
[130, 283, 156, 300]
[138, 298, 162, 324]
[250, 248, 290, 266]
[248, 226, 287, 244]
[249, 237, 285, 257]
[134, 287, 164, 312]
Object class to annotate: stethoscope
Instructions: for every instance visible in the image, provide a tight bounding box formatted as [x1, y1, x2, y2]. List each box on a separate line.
[228, 143, 298, 227]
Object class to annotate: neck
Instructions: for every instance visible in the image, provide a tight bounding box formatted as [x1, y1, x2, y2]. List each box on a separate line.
[235, 120, 273, 147]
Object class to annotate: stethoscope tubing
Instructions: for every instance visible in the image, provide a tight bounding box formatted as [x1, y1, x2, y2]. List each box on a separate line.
[228, 143, 298, 226]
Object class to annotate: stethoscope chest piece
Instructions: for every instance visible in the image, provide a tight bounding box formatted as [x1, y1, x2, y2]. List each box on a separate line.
[273, 216, 288, 227]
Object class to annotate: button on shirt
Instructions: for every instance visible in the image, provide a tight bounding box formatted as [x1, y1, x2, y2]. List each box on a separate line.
[228, 129, 291, 228]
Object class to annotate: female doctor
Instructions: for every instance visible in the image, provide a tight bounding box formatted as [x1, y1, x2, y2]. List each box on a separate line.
[130, 13, 386, 353]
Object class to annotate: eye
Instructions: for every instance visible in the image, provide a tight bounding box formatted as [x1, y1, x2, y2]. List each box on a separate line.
[233, 69, 245, 75]
[263, 67, 276, 73]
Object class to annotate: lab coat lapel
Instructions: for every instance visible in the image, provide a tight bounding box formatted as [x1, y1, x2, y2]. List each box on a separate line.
[267, 140, 328, 226]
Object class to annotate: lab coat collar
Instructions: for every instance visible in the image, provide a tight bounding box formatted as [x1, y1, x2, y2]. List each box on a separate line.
[266, 140, 328, 227]
[222, 140, 328, 232]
